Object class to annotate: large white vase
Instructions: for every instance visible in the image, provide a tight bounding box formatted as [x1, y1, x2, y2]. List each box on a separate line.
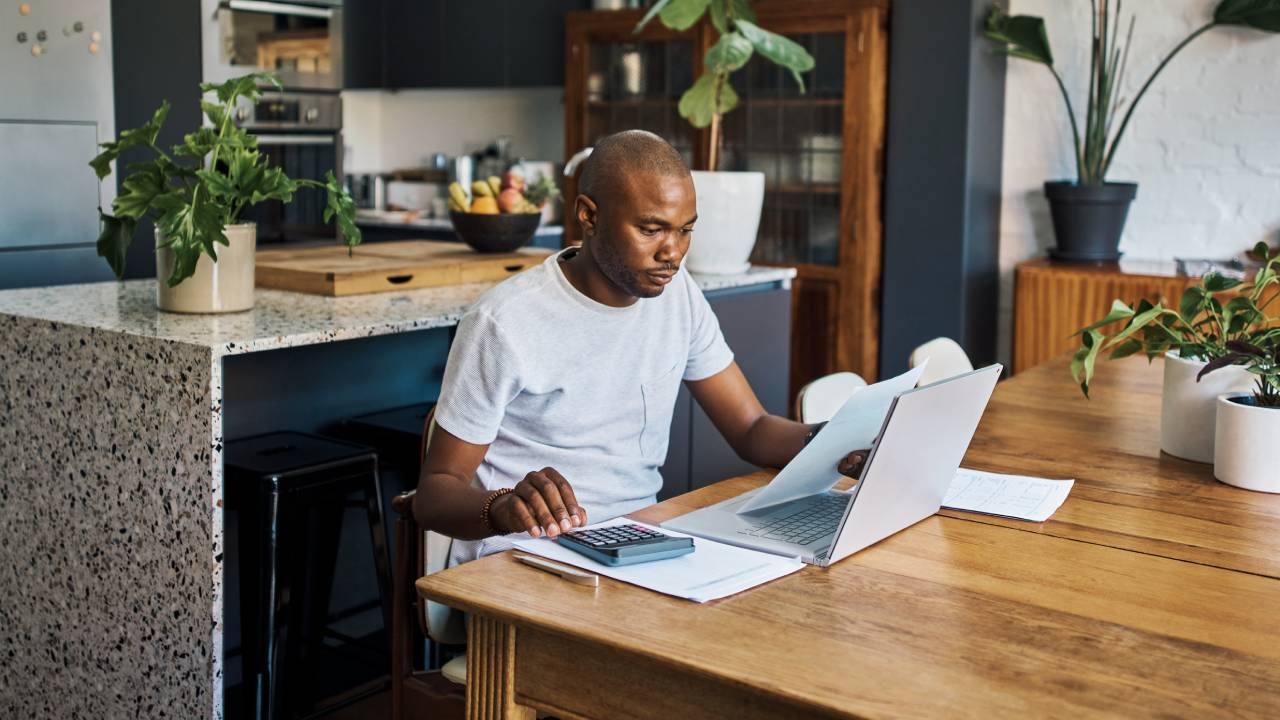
[686, 171, 765, 275]
[1160, 351, 1252, 463]
[155, 223, 256, 313]
[1214, 393, 1280, 493]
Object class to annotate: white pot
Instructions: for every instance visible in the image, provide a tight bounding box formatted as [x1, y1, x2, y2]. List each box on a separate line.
[1160, 351, 1253, 463]
[1214, 393, 1280, 493]
[155, 223, 256, 313]
[686, 171, 764, 275]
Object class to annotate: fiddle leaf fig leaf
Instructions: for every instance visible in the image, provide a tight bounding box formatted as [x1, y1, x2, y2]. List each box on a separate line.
[736, 20, 814, 91]
[679, 73, 719, 128]
[705, 31, 754, 73]
[660, 0, 710, 31]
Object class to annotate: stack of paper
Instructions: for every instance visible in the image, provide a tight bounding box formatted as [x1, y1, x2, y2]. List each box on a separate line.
[943, 468, 1074, 522]
[511, 517, 803, 603]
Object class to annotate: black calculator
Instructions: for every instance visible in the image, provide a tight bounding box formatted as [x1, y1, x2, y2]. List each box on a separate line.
[556, 524, 695, 567]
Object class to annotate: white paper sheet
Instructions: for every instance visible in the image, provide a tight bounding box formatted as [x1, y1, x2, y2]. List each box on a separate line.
[511, 517, 804, 603]
[738, 363, 928, 514]
[943, 468, 1074, 522]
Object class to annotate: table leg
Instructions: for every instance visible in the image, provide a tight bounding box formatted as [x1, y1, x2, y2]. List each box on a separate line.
[466, 615, 534, 720]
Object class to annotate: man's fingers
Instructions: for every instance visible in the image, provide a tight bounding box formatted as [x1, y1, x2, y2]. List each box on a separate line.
[517, 479, 561, 537]
[503, 495, 540, 537]
[542, 467, 583, 527]
[530, 471, 573, 531]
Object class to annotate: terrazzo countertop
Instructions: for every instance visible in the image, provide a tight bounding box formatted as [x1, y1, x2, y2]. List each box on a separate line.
[0, 262, 793, 719]
[0, 265, 796, 357]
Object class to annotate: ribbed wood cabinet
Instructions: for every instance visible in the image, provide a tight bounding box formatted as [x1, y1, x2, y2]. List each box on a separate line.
[563, 0, 889, 391]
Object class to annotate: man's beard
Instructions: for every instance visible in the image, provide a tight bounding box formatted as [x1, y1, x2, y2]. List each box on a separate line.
[593, 225, 660, 299]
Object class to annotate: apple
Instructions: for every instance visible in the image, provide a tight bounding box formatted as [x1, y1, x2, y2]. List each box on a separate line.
[500, 169, 526, 193]
[497, 188, 524, 213]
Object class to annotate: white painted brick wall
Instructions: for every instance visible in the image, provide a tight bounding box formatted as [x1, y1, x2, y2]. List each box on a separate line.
[996, 0, 1280, 365]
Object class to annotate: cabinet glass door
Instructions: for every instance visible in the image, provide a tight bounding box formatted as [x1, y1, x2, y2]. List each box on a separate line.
[585, 39, 697, 166]
[720, 31, 846, 267]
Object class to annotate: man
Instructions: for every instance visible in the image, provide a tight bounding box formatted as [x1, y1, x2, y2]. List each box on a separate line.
[414, 130, 865, 564]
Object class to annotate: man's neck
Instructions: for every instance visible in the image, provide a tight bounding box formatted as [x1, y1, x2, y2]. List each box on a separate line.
[560, 245, 638, 309]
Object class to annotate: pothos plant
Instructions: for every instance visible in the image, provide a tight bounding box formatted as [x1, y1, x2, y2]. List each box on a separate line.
[1071, 242, 1280, 399]
[91, 72, 361, 287]
[635, 0, 815, 171]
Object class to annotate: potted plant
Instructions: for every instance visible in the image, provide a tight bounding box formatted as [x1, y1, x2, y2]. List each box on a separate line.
[635, 0, 814, 274]
[90, 72, 360, 313]
[1209, 335, 1280, 492]
[985, 1, 1280, 262]
[1071, 242, 1280, 462]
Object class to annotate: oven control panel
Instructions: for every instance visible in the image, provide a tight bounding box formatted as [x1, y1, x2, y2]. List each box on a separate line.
[233, 92, 341, 132]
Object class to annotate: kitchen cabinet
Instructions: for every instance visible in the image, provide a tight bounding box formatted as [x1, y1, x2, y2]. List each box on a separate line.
[349, 0, 586, 90]
[564, 1, 889, 395]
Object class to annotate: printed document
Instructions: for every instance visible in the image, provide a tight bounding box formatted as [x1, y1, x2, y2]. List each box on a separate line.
[943, 468, 1074, 522]
[512, 517, 803, 603]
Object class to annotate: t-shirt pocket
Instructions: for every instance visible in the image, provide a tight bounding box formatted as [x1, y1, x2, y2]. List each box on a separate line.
[640, 363, 682, 462]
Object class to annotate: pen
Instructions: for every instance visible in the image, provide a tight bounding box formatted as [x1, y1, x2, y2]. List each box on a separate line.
[512, 552, 600, 587]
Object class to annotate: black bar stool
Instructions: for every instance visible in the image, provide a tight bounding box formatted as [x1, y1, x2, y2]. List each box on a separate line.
[225, 431, 393, 719]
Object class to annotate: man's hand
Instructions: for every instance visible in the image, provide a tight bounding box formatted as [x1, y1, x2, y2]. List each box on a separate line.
[838, 449, 870, 478]
[490, 467, 588, 538]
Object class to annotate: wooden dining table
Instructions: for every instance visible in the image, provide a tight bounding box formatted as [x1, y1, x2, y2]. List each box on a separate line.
[417, 356, 1280, 719]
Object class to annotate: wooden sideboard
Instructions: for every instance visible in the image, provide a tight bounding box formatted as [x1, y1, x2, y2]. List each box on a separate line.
[1013, 258, 1198, 374]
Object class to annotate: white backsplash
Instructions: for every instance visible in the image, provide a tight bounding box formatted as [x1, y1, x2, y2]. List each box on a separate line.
[342, 87, 566, 173]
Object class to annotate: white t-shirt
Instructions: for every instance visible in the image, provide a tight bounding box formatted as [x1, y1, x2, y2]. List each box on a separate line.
[435, 248, 734, 565]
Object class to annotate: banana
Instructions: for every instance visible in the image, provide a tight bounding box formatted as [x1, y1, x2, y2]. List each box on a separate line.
[448, 182, 470, 211]
[448, 197, 467, 213]
[487, 176, 502, 197]
[521, 200, 541, 214]
[471, 180, 494, 198]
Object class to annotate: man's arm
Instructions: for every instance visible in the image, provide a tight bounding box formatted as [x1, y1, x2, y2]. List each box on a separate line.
[412, 425, 587, 540]
[686, 361, 866, 475]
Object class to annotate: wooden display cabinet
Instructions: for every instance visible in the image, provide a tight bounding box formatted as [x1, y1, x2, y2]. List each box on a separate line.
[564, 1, 889, 390]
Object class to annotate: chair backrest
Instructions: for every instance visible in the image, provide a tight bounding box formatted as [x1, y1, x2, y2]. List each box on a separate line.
[417, 409, 466, 646]
[795, 371, 868, 424]
[909, 337, 974, 386]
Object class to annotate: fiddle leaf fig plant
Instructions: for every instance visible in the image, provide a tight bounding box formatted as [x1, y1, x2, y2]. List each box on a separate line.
[636, 0, 815, 171]
[985, 0, 1280, 186]
[91, 72, 361, 287]
[1071, 242, 1280, 397]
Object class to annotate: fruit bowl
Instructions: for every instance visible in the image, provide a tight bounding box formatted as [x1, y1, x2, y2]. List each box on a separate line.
[449, 211, 541, 253]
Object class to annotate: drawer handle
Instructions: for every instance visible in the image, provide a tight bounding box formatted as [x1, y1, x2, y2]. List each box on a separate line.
[386, 274, 414, 284]
[504, 264, 523, 272]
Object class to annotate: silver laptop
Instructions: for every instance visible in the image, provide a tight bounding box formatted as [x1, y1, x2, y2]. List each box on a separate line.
[662, 365, 1002, 566]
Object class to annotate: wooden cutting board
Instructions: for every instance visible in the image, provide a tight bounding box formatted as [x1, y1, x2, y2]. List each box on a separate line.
[255, 240, 552, 296]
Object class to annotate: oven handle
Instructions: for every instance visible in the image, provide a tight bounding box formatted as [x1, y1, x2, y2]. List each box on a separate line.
[223, 1, 334, 19]
[252, 134, 337, 145]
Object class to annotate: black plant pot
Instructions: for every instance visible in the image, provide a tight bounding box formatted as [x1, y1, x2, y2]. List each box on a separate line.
[1043, 181, 1138, 262]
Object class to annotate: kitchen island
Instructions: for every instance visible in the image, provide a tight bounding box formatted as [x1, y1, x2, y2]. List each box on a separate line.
[0, 264, 794, 719]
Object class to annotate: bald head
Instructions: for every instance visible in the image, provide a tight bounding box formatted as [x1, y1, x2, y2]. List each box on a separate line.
[578, 130, 691, 202]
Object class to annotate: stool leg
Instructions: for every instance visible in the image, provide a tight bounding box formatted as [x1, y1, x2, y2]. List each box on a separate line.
[243, 483, 285, 720]
[363, 465, 394, 638]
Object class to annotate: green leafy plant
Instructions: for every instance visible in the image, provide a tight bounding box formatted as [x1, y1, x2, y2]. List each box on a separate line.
[985, 0, 1280, 185]
[1071, 242, 1280, 396]
[635, 0, 815, 171]
[1199, 336, 1280, 407]
[91, 72, 361, 287]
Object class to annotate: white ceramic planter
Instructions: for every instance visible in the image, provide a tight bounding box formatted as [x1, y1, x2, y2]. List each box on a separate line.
[155, 223, 256, 313]
[1214, 393, 1280, 493]
[1160, 351, 1253, 463]
[686, 170, 764, 275]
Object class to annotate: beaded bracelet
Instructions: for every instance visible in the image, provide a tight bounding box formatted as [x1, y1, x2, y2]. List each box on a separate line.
[480, 487, 514, 533]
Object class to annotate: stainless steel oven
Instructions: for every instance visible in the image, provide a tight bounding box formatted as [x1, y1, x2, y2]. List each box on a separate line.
[236, 92, 345, 244]
[203, 0, 344, 92]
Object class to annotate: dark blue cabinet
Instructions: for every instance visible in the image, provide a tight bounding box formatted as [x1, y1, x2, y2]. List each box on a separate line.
[347, 0, 587, 90]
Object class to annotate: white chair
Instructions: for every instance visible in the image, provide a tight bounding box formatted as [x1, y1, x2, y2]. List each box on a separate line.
[909, 337, 974, 386]
[795, 371, 868, 423]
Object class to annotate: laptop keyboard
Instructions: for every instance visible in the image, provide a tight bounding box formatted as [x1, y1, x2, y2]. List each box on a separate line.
[738, 493, 850, 546]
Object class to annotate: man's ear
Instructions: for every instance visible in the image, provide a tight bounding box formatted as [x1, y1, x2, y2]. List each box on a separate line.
[575, 194, 597, 237]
